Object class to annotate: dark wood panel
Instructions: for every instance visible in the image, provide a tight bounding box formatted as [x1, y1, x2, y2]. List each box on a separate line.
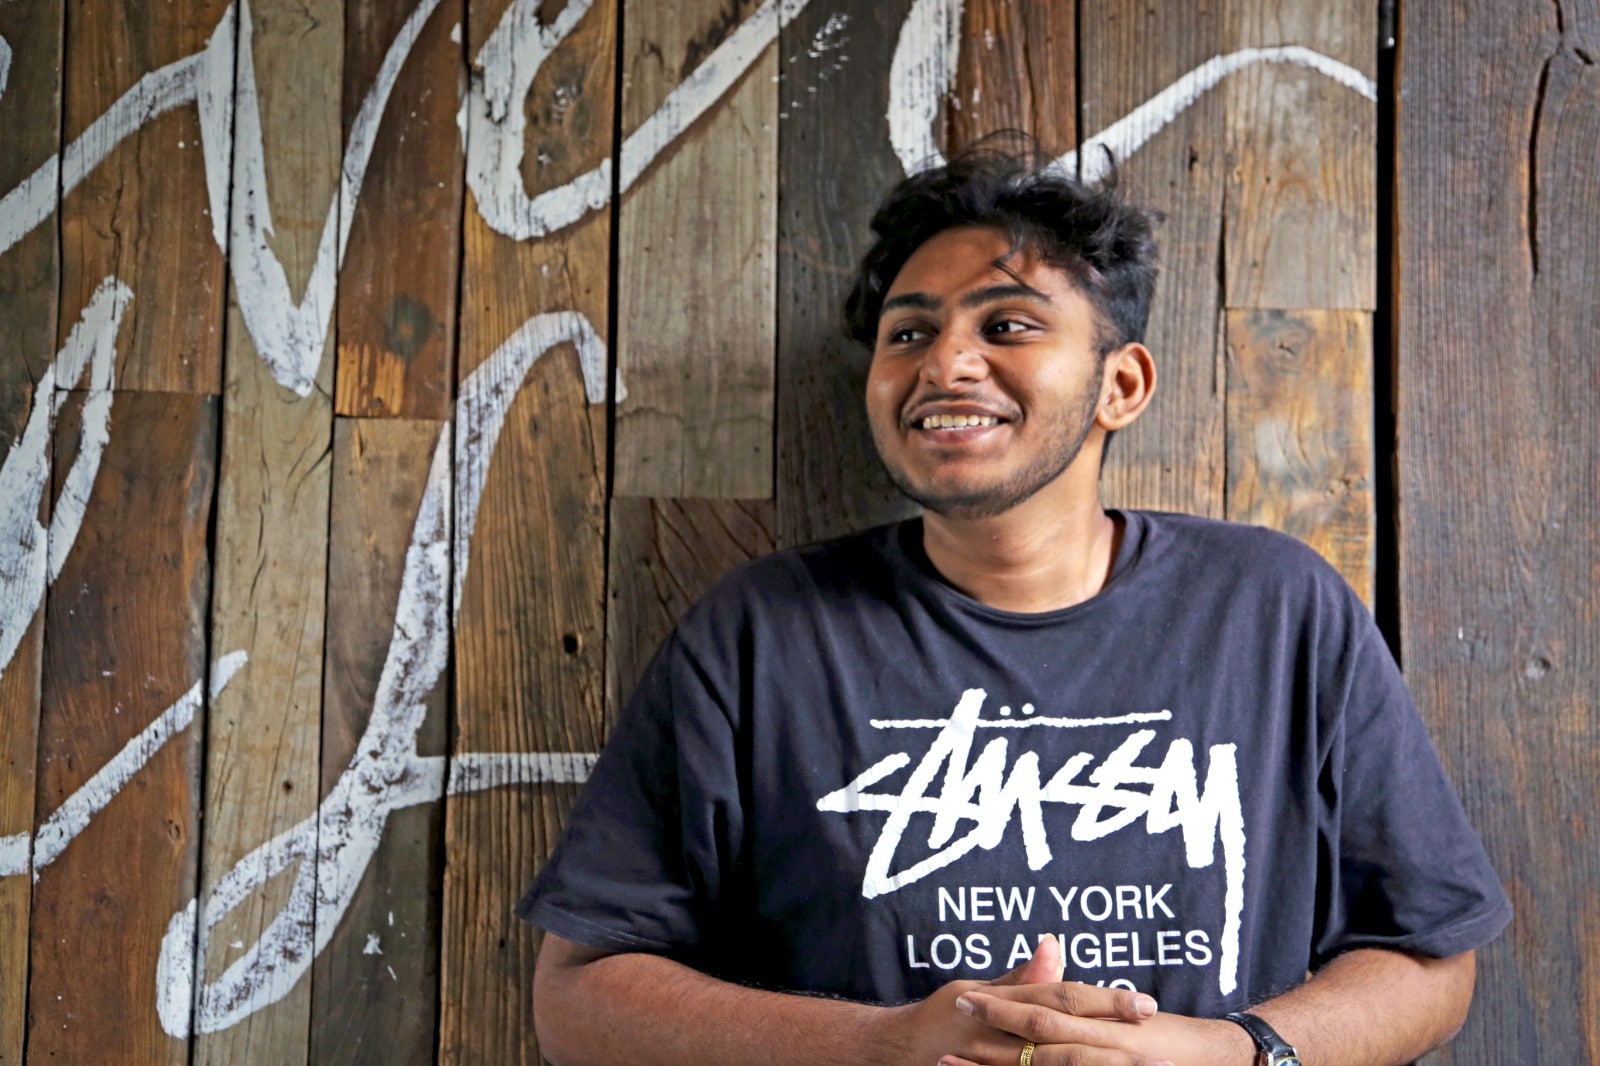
[26, 392, 216, 1062]
[334, 0, 465, 420]
[58, 0, 229, 393]
[951, 0, 1075, 150]
[441, 0, 616, 1060]
[1224, 0, 1375, 310]
[776, 0, 920, 549]
[1398, 2, 1599, 1061]
[311, 417, 446, 1064]
[0, 2, 63, 1057]
[1225, 309, 1374, 602]
[606, 498, 776, 721]
[1080, 0, 1226, 517]
[613, 0, 775, 498]
[194, 1, 341, 1060]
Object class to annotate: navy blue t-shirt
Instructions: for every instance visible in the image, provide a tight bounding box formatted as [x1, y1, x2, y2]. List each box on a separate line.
[520, 511, 1510, 1015]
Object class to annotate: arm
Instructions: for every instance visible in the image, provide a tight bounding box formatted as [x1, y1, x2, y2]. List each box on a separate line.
[950, 946, 1476, 1066]
[532, 932, 1173, 1066]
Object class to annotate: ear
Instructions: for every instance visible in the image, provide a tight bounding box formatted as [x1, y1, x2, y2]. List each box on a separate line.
[1096, 342, 1156, 431]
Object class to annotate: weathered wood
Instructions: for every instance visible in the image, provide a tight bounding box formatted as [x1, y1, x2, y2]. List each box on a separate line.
[613, 0, 776, 498]
[951, 0, 1075, 150]
[776, 0, 920, 548]
[1398, 2, 1600, 1061]
[310, 417, 446, 1063]
[194, 1, 340, 1061]
[58, 0, 229, 394]
[333, 0, 464, 421]
[1224, 309, 1374, 602]
[1080, 0, 1226, 517]
[0, 3, 63, 1058]
[606, 498, 776, 720]
[440, 0, 616, 1060]
[1224, 0, 1375, 310]
[26, 392, 216, 1062]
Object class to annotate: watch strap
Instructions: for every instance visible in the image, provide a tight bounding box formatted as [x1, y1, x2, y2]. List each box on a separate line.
[1224, 1011, 1299, 1064]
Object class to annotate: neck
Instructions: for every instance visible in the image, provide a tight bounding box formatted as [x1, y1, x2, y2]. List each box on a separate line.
[920, 490, 1121, 613]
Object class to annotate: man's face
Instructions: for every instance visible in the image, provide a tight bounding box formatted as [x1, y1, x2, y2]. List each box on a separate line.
[866, 225, 1108, 521]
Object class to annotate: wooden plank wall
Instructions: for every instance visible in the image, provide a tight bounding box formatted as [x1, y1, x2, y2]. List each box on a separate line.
[0, 1, 1592, 1062]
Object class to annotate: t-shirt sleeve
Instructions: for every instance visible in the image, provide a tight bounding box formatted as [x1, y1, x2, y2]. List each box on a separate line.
[1314, 623, 1512, 965]
[516, 629, 741, 959]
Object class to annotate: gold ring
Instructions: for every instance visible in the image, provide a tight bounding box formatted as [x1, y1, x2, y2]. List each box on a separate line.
[1019, 1041, 1036, 1066]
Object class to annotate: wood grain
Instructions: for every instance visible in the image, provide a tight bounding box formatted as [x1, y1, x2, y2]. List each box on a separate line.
[606, 498, 776, 721]
[0, 2, 63, 1058]
[776, 0, 920, 549]
[58, 0, 229, 394]
[1225, 309, 1374, 602]
[951, 0, 1075, 151]
[1080, 0, 1226, 517]
[310, 417, 446, 1064]
[1224, 0, 1375, 310]
[440, 0, 615, 1060]
[26, 392, 216, 1063]
[333, 0, 464, 420]
[613, 0, 776, 498]
[193, 1, 340, 1061]
[1398, 2, 1600, 1061]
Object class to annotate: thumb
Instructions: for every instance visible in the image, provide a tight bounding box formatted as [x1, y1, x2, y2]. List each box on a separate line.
[990, 933, 1065, 987]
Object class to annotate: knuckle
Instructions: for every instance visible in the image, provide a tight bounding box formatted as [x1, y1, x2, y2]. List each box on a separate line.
[1051, 982, 1089, 1014]
[1020, 1004, 1057, 1038]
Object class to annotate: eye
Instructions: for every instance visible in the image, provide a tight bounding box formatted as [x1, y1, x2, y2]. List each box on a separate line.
[984, 317, 1034, 337]
[884, 324, 932, 345]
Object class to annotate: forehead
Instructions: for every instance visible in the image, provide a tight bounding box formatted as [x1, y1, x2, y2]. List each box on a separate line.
[886, 225, 1084, 302]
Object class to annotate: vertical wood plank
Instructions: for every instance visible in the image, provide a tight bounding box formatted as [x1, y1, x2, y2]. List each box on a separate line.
[1398, 2, 1600, 1061]
[0, 3, 63, 1058]
[613, 0, 776, 498]
[194, 0, 339, 1060]
[1080, 0, 1226, 517]
[1224, 0, 1375, 310]
[1224, 309, 1374, 601]
[58, 0, 230, 394]
[26, 392, 217, 1063]
[334, 0, 465, 421]
[310, 417, 446, 1063]
[442, 0, 616, 1060]
[950, 0, 1075, 150]
[776, 0, 920, 549]
[605, 499, 776, 719]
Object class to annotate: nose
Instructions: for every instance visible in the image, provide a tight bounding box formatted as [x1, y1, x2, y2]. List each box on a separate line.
[919, 331, 989, 389]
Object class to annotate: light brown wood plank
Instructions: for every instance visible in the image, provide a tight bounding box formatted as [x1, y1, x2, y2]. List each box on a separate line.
[1224, 0, 1375, 310]
[776, 0, 921, 549]
[193, 0, 340, 1060]
[1398, 2, 1600, 1060]
[333, 0, 465, 420]
[1224, 309, 1374, 602]
[613, 0, 776, 498]
[58, 0, 230, 394]
[26, 391, 216, 1063]
[441, 0, 616, 1060]
[311, 417, 446, 1063]
[606, 498, 776, 721]
[1080, 0, 1226, 517]
[951, 0, 1075, 150]
[0, 2, 63, 1057]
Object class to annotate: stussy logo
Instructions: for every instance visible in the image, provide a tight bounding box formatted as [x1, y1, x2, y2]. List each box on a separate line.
[815, 688, 1248, 994]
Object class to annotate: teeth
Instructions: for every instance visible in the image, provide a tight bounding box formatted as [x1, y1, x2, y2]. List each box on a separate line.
[920, 414, 998, 429]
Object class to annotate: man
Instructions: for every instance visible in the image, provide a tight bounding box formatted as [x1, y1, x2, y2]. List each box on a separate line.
[522, 145, 1510, 1066]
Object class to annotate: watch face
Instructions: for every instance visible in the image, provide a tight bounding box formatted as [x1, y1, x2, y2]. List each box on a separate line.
[1269, 1056, 1302, 1066]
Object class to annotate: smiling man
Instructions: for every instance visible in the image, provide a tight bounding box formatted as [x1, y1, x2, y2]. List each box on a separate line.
[521, 145, 1510, 1066]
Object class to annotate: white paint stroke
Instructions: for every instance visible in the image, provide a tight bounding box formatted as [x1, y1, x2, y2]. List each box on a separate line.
[0, 277, 128, 684]
[161, 312, 610, 1037]
[0, 34, 12, 101]
[465, 0, 812, 241]
[447, 752, 597, 792]
[0, 652, 247, 881]
[886, 0, 962, 175]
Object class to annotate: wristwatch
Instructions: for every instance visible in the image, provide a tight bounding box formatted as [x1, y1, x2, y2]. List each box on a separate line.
[1224, 1011, 1301, 1066]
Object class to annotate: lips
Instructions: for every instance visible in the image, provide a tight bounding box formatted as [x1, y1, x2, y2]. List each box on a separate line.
[905, 400, 1014, 432]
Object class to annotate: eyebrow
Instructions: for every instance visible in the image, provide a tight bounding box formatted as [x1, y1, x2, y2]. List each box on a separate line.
[880, 282, 1053, 316]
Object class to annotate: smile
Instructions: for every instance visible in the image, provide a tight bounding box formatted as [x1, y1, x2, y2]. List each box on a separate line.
[917, 414, 1000, 429]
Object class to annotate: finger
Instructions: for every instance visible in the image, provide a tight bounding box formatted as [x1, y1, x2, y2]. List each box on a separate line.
[990, 934, 1065, 987]
[938, 1047, 1175, 1066]
[961, 981, 1159, 1023]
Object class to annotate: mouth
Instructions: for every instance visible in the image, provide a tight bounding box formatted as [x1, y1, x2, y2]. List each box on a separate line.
[914, 413, 1002, 430]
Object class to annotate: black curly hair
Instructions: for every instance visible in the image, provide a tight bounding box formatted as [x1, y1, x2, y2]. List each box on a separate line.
[842, 135, 1162, 355]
